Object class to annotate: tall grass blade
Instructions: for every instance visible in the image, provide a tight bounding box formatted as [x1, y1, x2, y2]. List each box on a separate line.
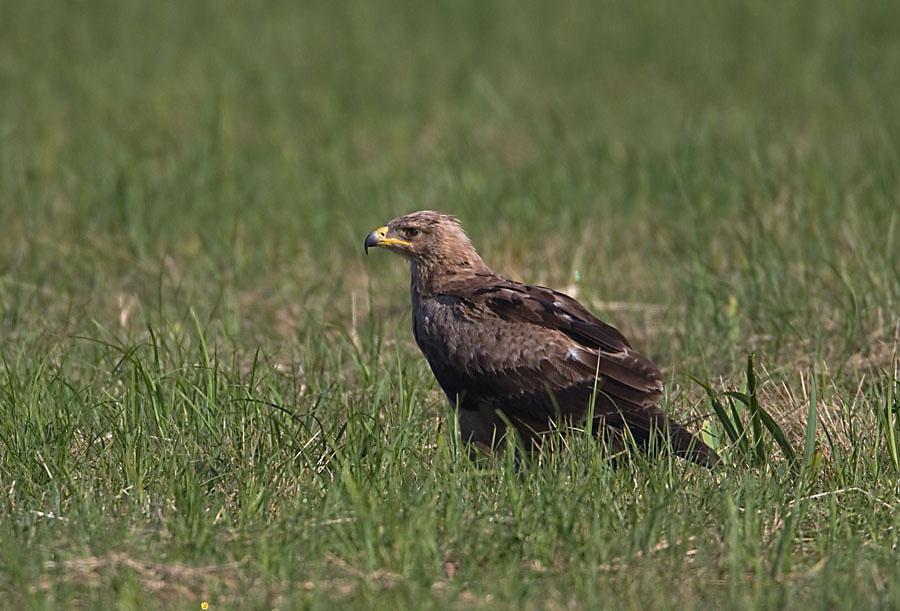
[882, 364, 899, 471]
[689, 374, 740, 445]
[802, 373, 818, 470]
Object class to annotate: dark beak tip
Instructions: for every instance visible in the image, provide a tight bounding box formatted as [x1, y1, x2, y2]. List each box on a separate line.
[363, 232, 380, 254]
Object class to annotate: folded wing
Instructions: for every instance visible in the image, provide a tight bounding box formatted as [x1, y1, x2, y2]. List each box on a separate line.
[418, 274, 718, 467]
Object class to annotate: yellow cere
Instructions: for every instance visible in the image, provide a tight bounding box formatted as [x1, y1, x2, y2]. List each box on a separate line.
[371, 226, 412, 247]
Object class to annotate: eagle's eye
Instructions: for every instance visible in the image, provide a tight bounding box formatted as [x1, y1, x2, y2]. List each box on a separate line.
[403, 227, 420, 238]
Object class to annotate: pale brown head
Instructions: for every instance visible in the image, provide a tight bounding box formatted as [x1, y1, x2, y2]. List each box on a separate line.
[364, 211, 484, 268]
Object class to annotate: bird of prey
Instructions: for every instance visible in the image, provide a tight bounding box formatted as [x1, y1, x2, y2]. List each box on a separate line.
[364, 211, 719, 467]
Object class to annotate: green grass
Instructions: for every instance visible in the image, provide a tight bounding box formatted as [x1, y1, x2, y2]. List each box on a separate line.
[1, 0, 899, 608]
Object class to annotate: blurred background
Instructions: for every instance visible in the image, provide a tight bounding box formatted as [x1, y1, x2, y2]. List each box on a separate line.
[2, 1, 898, 363]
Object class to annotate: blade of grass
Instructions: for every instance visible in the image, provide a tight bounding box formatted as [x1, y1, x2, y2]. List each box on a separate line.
[802, 373, 818, 470]
[689, 374, 740, 445]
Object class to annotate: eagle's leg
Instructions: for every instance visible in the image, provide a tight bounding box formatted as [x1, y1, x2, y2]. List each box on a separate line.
[458, 404, 506, 455]
[457, 402, 551, 462]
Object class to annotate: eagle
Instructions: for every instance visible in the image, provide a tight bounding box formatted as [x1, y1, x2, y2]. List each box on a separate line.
[364, 210, 719, 467]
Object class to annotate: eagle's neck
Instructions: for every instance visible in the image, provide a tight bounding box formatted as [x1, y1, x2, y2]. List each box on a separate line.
[410, 256, 490, 299]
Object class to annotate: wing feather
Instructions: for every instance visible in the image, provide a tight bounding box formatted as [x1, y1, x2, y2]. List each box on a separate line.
[416, 273, 718, 466]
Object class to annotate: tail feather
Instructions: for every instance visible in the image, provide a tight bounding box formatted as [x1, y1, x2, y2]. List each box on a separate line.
[593, 400, 721, 468]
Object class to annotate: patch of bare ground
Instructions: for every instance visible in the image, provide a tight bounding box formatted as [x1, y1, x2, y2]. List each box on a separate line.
[36, 553, 246, 602]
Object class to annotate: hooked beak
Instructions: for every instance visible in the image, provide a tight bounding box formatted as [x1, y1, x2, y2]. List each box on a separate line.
[364, 226, 387, 254]
[364, 225, 411, 254]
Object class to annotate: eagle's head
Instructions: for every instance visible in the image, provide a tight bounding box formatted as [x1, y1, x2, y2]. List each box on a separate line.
[364, 210, 483, 268]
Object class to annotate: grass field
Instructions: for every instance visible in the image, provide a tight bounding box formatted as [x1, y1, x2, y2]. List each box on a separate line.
[1, 1, 899, 608]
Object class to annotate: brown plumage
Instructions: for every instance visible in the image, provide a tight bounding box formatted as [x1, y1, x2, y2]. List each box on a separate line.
[364, 211, 719, 467]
